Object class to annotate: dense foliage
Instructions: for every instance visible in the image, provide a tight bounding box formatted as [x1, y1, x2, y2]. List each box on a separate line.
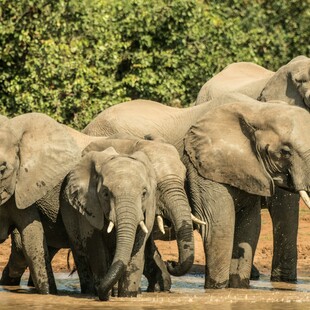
[0, 0, 309, 128]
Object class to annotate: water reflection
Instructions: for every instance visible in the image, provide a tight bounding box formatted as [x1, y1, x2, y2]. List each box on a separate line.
[1, 273, 310, 309]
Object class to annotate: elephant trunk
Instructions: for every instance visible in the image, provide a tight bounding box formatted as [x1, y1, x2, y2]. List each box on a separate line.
[98, 199, 138, 301]
[158, 178, 194, 276]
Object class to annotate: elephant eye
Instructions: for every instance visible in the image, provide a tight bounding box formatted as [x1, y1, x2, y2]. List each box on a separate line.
[297, 79, 307, 84]
[142, 188, 148, 200]
[100, 185, 110, 199]
[280, 146, 292, 159]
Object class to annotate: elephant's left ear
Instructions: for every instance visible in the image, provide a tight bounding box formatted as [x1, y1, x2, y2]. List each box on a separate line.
[184, 102, 274, 196]
[12, 113, 81, 209]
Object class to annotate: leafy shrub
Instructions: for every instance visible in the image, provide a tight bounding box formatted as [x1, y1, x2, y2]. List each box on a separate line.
[0, 0, 309, 128]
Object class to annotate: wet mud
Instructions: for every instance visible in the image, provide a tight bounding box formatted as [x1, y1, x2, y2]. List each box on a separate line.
[1, 273, 310, 310]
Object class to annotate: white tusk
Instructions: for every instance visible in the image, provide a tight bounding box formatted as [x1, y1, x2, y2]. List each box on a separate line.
[156, 215, 165, 235]
[139, 221, 148, 234]
[191, 214, 207, 226]
[300, 190, 310, 210]
[107, 221, 114, 233]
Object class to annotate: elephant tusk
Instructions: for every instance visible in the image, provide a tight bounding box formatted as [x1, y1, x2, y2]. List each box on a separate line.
[139, 221, 148, 234]
[107, 221, 114, 233]
[191, 214, 207, 226]
[300, 190, 310, 210]
[156, 215, 165, 235]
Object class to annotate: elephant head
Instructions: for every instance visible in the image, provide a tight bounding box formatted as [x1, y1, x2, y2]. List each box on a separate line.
[185, 101, 310, 205]
[65, 147, 157, 300]
[0, 113, 80, 211]
[82, 136, 196, 277]
[259, 55, 310, 109]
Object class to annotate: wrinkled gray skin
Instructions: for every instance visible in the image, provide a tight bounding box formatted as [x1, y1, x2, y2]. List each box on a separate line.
[1, 128, 194, 296]
[61, 147, 157, 300]
[83, 98, 310, 288]
[80, 135, 195, 286]
[196, 55, 310, 282]
[0, 113, 81, 294]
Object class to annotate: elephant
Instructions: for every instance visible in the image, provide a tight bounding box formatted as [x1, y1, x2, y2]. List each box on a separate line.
[82, 98, 310, 289]
[61, 133, 199, 299]
[0, 126, 195, 296]
[0, 112, 81, 294]
[196, 55, 310, 108]
[195, 55, 310, 282]
[61, 146, 157, 301]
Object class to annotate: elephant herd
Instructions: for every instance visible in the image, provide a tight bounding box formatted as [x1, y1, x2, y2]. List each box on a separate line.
[0, 55, 309, 301]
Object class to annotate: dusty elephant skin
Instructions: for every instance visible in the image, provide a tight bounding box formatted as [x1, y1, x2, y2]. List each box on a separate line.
[1, 130, 194, 299]
[83, 98, 310, 289]
[0, 113, 81, 294]
[82, 135, 195, 279]
[61, 135, 195, 300]
[195, 55, 310, 283]
[62, 146, 158, 301]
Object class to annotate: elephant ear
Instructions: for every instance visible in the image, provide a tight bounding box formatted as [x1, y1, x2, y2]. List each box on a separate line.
[66, 147, 119, 230]
[259, 56, 309, 107]
[11, 113, 81, 209]
[184, 102, 274, 196]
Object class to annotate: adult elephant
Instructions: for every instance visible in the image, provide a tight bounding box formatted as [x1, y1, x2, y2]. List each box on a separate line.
[62, 146, 158, 301]
[0, 113, 81, 294]
[0, 129, 195, 295]
[83, 98, 310, 288]
[196, 55, 310, 108]
[195, 55, 310, 283]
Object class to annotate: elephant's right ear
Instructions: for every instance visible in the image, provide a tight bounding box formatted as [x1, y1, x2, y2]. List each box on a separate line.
[66, 152, 103, 230]
[11, 113, 81, 210]
[66, 148, 119, 230]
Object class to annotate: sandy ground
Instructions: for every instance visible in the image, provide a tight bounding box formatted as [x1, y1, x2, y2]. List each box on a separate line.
[1, 202, 310, 278]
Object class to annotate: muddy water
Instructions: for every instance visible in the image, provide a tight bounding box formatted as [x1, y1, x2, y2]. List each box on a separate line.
[1, 273, 310, 309]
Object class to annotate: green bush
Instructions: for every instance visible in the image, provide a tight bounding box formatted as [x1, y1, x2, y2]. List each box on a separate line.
[0, 0, 309, 129]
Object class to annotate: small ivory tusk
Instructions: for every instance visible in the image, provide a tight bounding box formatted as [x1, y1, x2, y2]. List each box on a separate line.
[139, 221, 148, 234]
[157, 215, 165, 234]
[107, 221, 114, 233]
[300, 190, 310, 210]
[191, 214, 207, 226]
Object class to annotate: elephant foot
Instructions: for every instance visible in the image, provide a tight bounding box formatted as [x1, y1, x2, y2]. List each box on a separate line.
[270, 275, 297, 283]
[118, 290, 138, 297]
[145, 269, 171, 292]
[204, 277, 228, 289]
[147, 280, 171, 292]
[229, 274, 250, 288]
[0, 266, 22, 286]
[250, 264, 260, 280]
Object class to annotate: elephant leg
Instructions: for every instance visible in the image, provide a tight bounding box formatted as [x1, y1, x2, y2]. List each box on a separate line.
[229, 196, 261, 288]
[27, 246, 59, 287]
[197, 181, 235, 289]
[0, 229, 28, 286]
[12, 205, 57, 294]
[143, 235, 171, 292]
[61, 205, 95, 295]
[269, 188, 299, 283]
[80, 225, 109, 295]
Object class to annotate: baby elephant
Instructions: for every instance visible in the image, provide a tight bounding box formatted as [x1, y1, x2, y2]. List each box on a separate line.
[61, 147, 157, 300]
